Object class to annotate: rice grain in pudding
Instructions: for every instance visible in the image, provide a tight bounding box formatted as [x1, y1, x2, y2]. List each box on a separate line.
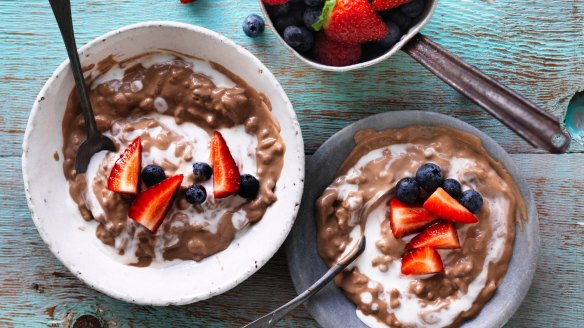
[62, 51, 285, 267]
[315, 126, 526, 328]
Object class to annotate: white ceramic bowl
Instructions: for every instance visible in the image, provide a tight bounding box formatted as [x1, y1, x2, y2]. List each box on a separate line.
[22, 21, 305, 305]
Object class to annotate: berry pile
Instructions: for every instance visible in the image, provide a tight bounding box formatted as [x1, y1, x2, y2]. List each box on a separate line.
[106, 131, 260, 233]
[262, 0, 427, 66]
[388, 163, 484, 275]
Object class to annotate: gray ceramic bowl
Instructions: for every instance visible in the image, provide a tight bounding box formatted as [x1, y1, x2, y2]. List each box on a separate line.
[287, 111, 539, 328]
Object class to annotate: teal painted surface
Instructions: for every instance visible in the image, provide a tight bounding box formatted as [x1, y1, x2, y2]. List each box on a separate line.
[0, 0, 583, 327]
[566, 92, 584, 143]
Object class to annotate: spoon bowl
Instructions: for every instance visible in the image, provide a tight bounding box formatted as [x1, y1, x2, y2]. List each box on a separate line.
[74, 134, 116, 172]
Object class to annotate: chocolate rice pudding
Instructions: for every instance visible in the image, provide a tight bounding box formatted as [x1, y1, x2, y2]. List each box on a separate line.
[315, 126, 526, 327]
[62, 51, 285, 266]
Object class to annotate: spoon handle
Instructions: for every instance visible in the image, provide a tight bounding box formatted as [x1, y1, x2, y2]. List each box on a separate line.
[403, 33, 570, 154]
[243, 238, 366, 328]
[48, 0, 98, 137]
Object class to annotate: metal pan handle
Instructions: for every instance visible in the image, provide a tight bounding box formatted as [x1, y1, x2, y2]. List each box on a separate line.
[403, 33, 570, 153]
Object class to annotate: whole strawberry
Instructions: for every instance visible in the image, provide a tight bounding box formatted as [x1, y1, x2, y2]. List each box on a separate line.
[372, 0, 412, 11]
[313, 0, 387, 44]
[313, 33, 361, 67]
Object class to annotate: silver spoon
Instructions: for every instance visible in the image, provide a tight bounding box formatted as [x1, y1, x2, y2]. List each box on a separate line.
[49, 0, 115, 173]
[244, 188, 393, 328]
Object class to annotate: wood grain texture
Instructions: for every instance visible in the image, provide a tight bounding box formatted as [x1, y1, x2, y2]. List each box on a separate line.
[0, 0, 583, 327]
[1, 0, 583, 156]
[1, 155, 583, 327]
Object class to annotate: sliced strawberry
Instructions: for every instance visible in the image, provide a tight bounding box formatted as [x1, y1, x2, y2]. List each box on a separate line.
[372, 0, 412, 11]
[107, 137, 142, 195]
[314, 0, 388, 44]
[262, 0, 288, 5]
[128, 175, 184, 233]
[401, 246, 444, 275]
[405, 220, 461, 250]
[423, 188, 478, 224]
[211, 131, 241, 199]
[389, 198, 436, 239]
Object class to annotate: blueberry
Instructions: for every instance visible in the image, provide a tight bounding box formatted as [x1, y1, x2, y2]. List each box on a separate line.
[442, 179, 462, 199]
[238, 174, 260, 199]
[290, 2, 306, 22]
[395, 177, 420, 205]
[283, 26, 314, 53]
[304, 0, 324, 6]
[380, 9, 412, 31]
[193, 162, 213, 181]
[378, 22, 401, 49]
[400, 0, 425, 18]
[242, 14, 265, 38]
[303, 6, 322, 31]
[141, 165, 166, 187]
[266, 3, 291, 17]
[274, 15, 301, 33]
[185, 184, 207, 205]
[415, 163, 444, 191]
[460, 190, 483, 214]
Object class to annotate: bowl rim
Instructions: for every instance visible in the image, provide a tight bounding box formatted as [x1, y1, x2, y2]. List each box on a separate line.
[22, 21, 305, 305]
[286, 110, 539, 327]
[258, 0, 439, 72]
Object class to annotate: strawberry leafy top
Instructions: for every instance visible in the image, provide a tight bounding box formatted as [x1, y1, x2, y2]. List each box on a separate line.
[312, 0, 337, 31]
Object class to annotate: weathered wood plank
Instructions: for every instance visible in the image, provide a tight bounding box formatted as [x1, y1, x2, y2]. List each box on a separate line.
[0, 154, 582, 327]
[1, 0, 584, 327]
[0, 0, 583, 157]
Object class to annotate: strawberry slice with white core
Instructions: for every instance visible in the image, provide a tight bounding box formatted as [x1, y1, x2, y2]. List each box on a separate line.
[211, 131, 241, 199]
[401, 246, 444, 275]
[128, 175, 184, 233]
[423, 187, 478, 224]
[405, 220, 461, 250]
[389, 198, 436, 239]
[107, 137, 142, 195]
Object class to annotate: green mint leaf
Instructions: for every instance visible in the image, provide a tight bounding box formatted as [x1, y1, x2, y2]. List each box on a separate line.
[312, 0, 337, 31]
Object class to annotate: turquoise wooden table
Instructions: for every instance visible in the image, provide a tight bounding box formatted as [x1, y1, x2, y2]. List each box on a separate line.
[1, 0, 583, 327]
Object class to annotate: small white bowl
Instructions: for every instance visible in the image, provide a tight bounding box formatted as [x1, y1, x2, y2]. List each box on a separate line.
[259, 0, 438, 72]
[22, 21, 305, 305]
